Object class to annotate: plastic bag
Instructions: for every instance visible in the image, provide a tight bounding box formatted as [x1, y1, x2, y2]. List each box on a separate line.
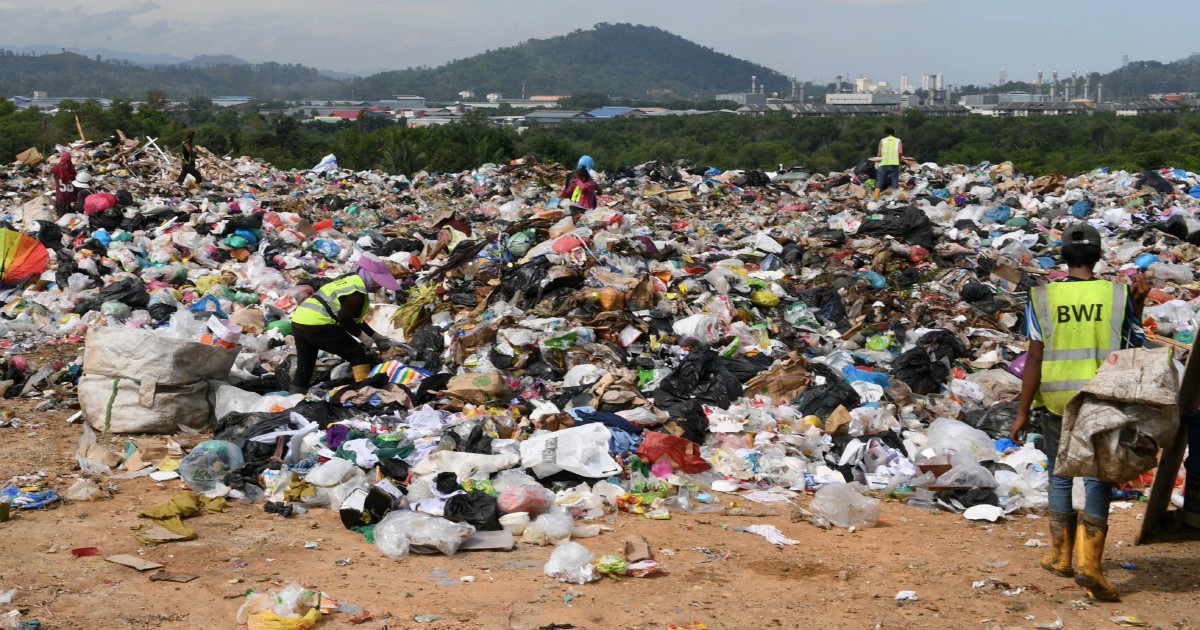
[520, 424, 622, 479]
[304, 458, 355, 487]
[925, 418, 996, 464]
[375, 510, 475, 558]
[935, 463, 999, 488]
[809, 483, 880, 529]
[66, 479, 104, 501]
[497, 484, 555, 516]
[544, 541, 599, 584]
[522, 510, 573, 546]
[75, 423, 112, 476]
[237, 582, 322, 629]
[444, 492, 501, 530]
[179, 440, 244, 492]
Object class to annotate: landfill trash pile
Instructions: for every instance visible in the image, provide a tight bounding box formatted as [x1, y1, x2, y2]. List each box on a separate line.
[2, 139, 1199, 625]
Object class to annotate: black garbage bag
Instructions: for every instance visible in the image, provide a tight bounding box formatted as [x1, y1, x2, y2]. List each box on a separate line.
[413, 372, 452, 405]
[500, 256, 551, 301]
[98, 276, 150, 308]
[964, 401, 1018, 439]
[1150, 214, 1189, 240]
[858, 205, 935, 250]
[890, 329, 967, 395]
[33, 220, 64, 251]
[960, 280, 993, 303]
[792, 362, 860, 418]
[526, 357, 564, 381]
[460, 423, 494, 455]
[716, 355, 774, 383]
[655, 348, 742, 411]
[448, 284, 478, 307]
[409, 325, 445, 372]
[1133, 169, 1176, 195]
[893, 268, 921, 286]
[890, 347, 944, 395]
[935, 487, 1000, 512]
[115, 189, 134, 207]
[780, 243, 804, 266]
[445, 492, 502, 531]
[434, 471, 460, 495]
[796, 287, 849, 331]
[853, 158, 878, 181]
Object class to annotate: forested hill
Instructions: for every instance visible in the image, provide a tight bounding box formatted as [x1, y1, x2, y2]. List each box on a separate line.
[343, 23, 792, 101]
[0, 23, 790, 101]
[0, 52, 342, 100]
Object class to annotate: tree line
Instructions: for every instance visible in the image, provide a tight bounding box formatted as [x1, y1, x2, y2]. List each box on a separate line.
[4, 96, 1200, 179]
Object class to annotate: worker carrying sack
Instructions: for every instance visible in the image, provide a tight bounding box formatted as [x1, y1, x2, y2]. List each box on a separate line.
[1056, 347, 1181, 483]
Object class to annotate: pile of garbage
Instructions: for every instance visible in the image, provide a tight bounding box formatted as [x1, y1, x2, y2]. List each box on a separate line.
[4, 141, 1200, 617]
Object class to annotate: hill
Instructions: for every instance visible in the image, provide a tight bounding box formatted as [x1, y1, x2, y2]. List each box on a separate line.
[0, 23, 791, 102]
[0, 51, 341, 99]
[344, 23, 791, 101]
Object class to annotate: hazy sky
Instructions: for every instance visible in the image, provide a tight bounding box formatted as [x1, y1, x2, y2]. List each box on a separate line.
[1, 0, 1193, 86]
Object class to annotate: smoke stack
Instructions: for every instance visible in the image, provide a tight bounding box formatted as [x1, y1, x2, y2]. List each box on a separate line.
[790, 76, 798, 101]
[835, 75, 842, 94]
[1097, 82, 1103, 103]
[1084, 74, 1091, 101]
[1037, 70, 1043, 98]
[1071, 70, 1078, 100]
[1051, 71, 1058, 101]
[751, 75, 757, 94]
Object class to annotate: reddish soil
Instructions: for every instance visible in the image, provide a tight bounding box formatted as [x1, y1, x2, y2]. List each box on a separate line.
[0, 344, 1198, 629]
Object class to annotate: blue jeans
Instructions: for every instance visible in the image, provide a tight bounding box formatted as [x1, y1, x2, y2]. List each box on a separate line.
[1042, 410, 1111, 520]
[876, 165, 900, 191]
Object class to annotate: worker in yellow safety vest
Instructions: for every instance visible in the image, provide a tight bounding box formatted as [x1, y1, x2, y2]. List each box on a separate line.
[873, 127, 903, 201]
[1010, 222, 1150, 602]
[289, 252, 402, 393]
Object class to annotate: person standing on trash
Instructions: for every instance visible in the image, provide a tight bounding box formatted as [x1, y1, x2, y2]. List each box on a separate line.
[51, 152, 77, 216]
[175, 129, 203, 187]
[288, 252, 402, 393]
[872, 127, 903, 201]
[1009, 222, 1149, 602]
[561, 160, 598, 210]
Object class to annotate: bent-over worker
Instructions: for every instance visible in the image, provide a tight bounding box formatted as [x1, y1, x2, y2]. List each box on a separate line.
[288, 252, 401, 393]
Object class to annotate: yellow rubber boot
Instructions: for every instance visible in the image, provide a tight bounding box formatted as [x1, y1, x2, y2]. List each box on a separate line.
[1074, 511, 1119, 602]
[1040, 511, 1076, 578]
[352, 364, 372, 382]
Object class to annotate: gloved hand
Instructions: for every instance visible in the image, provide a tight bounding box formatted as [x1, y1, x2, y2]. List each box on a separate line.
[372, 333, 396, 351]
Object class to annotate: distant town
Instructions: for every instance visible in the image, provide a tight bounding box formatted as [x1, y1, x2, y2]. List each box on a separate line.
[9, 70, 1193, 128]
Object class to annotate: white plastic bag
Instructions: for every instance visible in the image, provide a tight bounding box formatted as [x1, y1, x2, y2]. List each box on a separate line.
[925, 417, 996, 464]
[522, 510, 574, 546]
[809, 483, 880, 529]
[375, 510, 476, 559]
[519, 424, 621, 479]
[304, 458, 354, 487]
[543, 541, 599, 584]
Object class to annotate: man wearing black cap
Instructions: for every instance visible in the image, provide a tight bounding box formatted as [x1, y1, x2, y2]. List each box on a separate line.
[1010, 222, 1150, 602]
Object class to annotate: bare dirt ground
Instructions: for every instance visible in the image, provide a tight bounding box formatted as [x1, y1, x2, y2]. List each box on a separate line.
[1, 345, 1198, 629]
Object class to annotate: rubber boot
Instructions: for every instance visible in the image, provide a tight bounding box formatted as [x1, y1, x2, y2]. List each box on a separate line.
[352, 364, 372, 382]
[1074, 511, 1119, 602]
[1040, 511, 1076, 577]
[1184, 474, 1200, 529]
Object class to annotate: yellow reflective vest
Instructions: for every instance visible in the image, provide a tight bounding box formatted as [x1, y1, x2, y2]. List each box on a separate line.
[879, 136, 901, 166]
[1030, 279, 1127, 415]
[291, 274, 369, 327]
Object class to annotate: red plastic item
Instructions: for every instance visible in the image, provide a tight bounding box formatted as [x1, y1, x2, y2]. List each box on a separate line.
[71, 547, 100, 557]
[312, 219, 334, 231]
[637, 432, 711, 474]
